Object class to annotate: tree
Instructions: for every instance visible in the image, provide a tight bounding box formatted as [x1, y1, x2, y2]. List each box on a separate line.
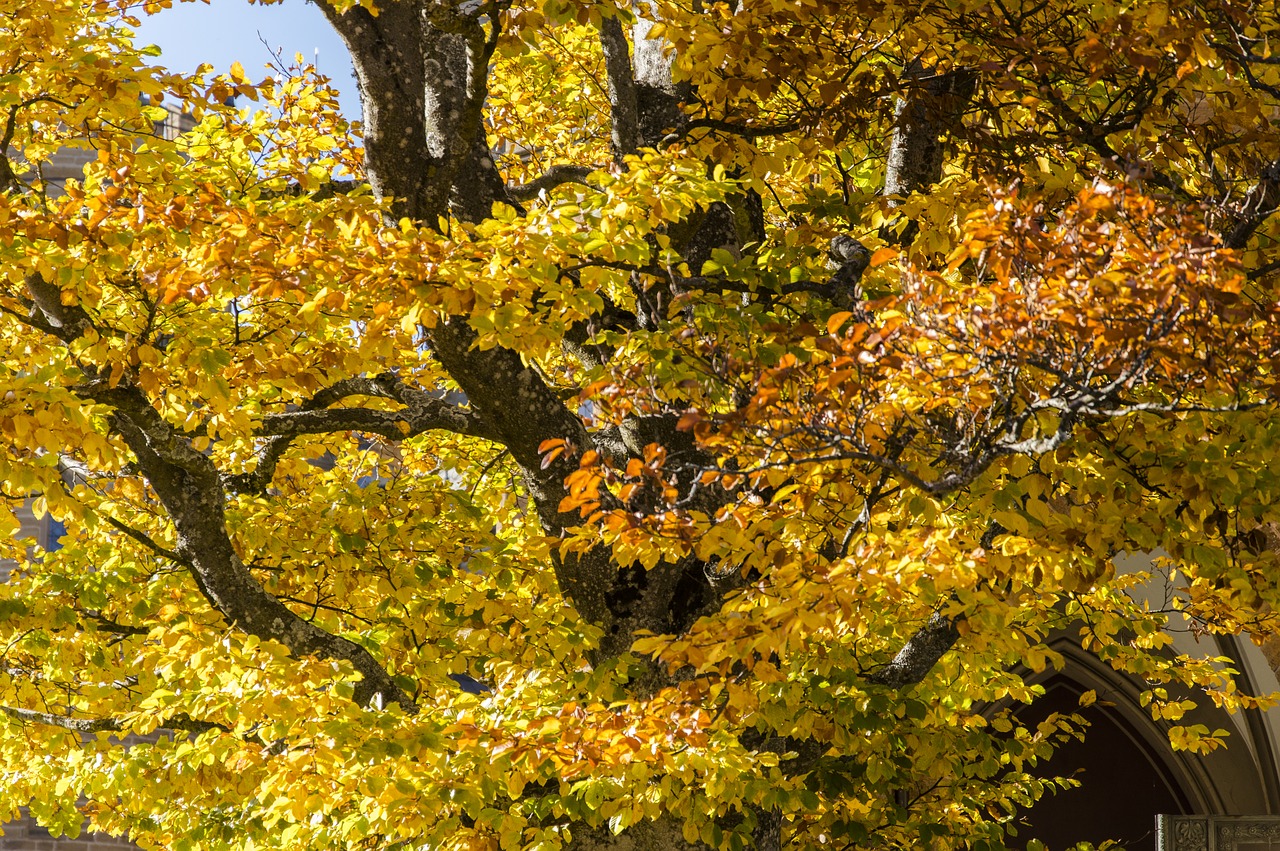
[0, 0, 1278, 847]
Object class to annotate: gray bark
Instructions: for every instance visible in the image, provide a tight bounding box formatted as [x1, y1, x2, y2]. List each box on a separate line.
[96, 384, 414, 710]
[16, 6, 980, 846]
[883, 64, 976, 212]
[598, 15, 641, 159]
[866, 613, 962, 688]
[320, 4, 439, 221]
[315, 3, 725, 664]
[1223, 159, 1280, 249]
[25, 274, 414, 711]
[319, 2, 508, 222]
[632, 15, 673, 92]
[566, 817, 707, 851]
[631, 12, 687, 146]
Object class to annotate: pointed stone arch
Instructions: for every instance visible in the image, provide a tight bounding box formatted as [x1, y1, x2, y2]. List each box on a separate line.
[1014, 635, 1279, 849]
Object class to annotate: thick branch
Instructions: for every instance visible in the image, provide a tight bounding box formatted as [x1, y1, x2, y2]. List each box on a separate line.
[425, 12, 511, 220]
[0, 705, 224, 735]
[259, 406, 486, 442]
[28, 265, 418, 711]
[507, 164, 596, 202]
[865, 612, 962, 687]
[25, 272, 92, 338]
[226, 374, 497, 494]
[83, 380, 414, 711]
[320, 0, 657, 637]
[630, 12, 686, 146]
[320, 2, 508, 221]
[883, 65, 976, 203]
[882, 64, 976, 246]
[426, 318, 631, 631]
[427, 320, 597, 519]
[1223, 159, 1280, 249]
[597, 14, 641, 160]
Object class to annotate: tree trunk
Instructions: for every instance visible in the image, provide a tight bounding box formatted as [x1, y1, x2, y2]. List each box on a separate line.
[883, 62, 976, 245]
[565, 817, 707, 851]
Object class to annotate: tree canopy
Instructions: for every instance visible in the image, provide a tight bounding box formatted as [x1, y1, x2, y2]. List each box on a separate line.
[0, 0, 1279, 848]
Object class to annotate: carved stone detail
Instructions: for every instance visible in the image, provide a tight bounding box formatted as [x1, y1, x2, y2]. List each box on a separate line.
[1158, 815, 1280, 851]
[1219, 819, 1280, 844]
[1169, 818, 1209, 851]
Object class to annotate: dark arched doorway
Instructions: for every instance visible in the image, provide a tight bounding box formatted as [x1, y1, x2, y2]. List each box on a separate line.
[1015, 680, 1194, 849]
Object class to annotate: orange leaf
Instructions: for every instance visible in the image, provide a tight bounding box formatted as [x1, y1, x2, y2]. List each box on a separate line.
[869, 247, 898, 267]
[827, 311, 853, 335]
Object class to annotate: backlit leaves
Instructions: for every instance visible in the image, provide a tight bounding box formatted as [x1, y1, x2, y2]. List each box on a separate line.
[0, 0, 1277, 848]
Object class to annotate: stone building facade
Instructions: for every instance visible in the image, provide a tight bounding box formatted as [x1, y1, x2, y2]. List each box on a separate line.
[1017, 554, 1280, 849]
[29, 100, 195, 197]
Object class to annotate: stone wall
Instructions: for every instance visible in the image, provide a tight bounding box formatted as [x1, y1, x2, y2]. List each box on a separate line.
[0, 816, 138, 850]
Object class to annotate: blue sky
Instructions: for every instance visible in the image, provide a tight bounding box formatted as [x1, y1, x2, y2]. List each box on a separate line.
[131, 0, 360, 118]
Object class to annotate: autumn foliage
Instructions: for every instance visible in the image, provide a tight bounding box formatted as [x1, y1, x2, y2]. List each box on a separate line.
[0, 0, 1278, 848]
